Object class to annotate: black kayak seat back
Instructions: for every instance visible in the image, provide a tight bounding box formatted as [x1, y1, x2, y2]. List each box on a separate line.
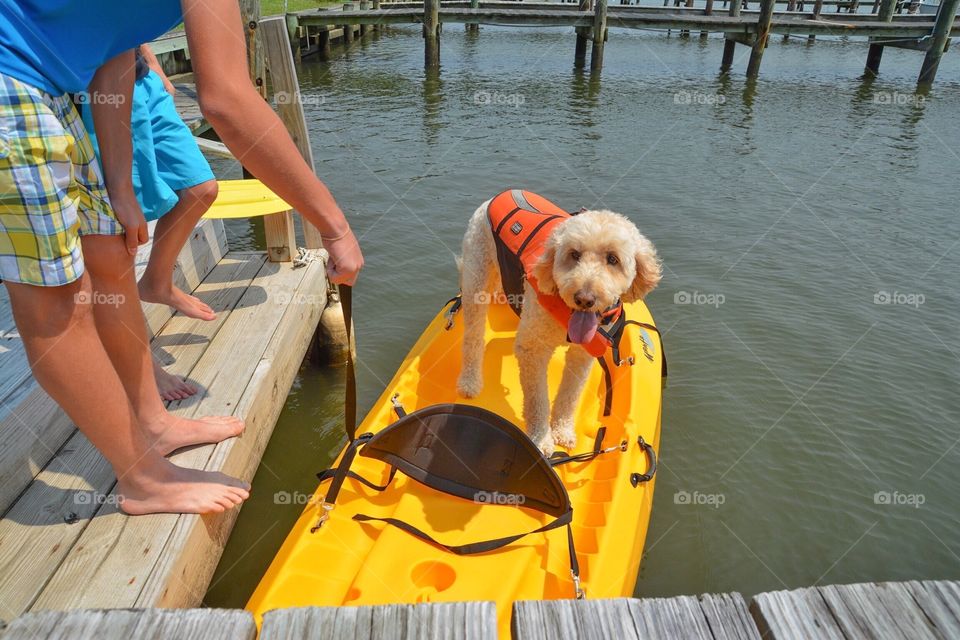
[359, 403, 570, 518]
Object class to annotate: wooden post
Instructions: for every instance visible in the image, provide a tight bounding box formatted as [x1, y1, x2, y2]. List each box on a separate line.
[359, 1, 369, 35]
[424, 0, 440, 68]
[260, 16, 324, 253]
[681, 0, 694, 36]
[373, 0, 381, 34]
[702, 0, 714, 37]
[468, 0, 480, 32]
[864, 0, 897, 74]
[720, 0, 741, 70]
[341, 3, 355, 44]
[319, 28, 332, 59]
[591, 0, 608, 71]
[285, 13, 302, 62]
[746, 0, 775, 77]
[239, 0, 267, 99]
[918, 0, 960, 84]
[574, 0, 591, 67]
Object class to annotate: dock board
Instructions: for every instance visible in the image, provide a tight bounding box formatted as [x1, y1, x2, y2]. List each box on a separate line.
[0, 609, 256, 640]
[0, 219, 329, 620]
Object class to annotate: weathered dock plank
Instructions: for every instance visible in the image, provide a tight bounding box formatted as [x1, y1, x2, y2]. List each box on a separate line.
[750, 581, 960, 639]
[512, 595, 760, 639]
[259, 602, 499, 640]
[0, 608, 255, 640]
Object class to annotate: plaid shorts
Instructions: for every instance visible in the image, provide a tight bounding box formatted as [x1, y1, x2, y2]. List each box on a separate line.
[0, 72, 123, 287]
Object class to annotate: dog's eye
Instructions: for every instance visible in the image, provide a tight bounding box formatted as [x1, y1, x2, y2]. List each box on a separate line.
[606, 253, 619, 266]
[570, 250, 581, 262]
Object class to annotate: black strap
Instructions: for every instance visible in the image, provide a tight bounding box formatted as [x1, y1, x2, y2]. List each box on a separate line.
[353, 508, 572, 555]
[317, 432, 371, 508]
[550, 426, 609, 466]
[341, 284, 357, 441]
[317, 465, 398, 493]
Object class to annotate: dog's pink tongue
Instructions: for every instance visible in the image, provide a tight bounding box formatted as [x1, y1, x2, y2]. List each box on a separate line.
[568, 311, 599, 344]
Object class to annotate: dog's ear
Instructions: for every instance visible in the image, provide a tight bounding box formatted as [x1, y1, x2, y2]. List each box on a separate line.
[531, 234, 559, 294]
[622, 232, 662, 303]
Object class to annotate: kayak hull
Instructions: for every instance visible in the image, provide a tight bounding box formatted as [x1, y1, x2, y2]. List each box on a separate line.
[247, 300, 663, 635]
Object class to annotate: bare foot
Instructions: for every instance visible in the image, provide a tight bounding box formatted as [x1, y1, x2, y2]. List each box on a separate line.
[143, 412, 245, 456]
[118, 459, 250, 515]
[153, 358, 197, 402]
[139, 280, 216, 321]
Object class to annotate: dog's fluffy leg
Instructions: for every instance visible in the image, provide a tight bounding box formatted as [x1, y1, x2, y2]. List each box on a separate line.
[515, 302, 557, 456]
[549, 346, 595, 450]
[457, 202, 496, 398]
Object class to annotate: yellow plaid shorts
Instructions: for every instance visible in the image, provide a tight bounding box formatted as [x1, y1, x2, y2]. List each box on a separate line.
[0, 72, 123, 287]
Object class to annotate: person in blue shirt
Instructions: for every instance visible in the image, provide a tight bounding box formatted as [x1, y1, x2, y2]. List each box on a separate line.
[0, 1, 364, 515]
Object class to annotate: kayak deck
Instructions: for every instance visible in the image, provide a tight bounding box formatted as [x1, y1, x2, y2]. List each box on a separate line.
[247, 300, 663, 634]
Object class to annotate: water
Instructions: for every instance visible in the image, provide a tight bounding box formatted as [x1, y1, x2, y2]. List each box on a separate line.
[204, 26, 960, 608]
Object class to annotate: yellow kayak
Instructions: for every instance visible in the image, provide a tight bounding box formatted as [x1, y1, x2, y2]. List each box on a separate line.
[247, 298, 664, 636]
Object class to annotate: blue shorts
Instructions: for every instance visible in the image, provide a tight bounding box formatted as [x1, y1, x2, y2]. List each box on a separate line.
[81, 70, 214, 221]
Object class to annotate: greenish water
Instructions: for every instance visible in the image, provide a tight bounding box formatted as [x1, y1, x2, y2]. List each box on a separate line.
[204, 26, 960, 608]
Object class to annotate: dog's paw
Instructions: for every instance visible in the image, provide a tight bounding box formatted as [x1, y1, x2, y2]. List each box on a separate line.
[456, 370, 483, 398]
[551, 419, 577, 451]
[529, 428, 555, 457]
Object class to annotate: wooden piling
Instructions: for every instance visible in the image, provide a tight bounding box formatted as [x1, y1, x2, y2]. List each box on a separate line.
[359, 1, 370, 35]
[424, 0, 441, 67]
[239, 0, 267, 99]
[591, 0, 608, 71]
[864, 0, 898, 75]
[342, 3, 355, 44]
[918, 0, 960, 84]
[261, 17, 324, 252]
[702, 0, 715, 37]
[574, 0, 591, 67]
[808, 0, 824, 40]
[468, 0, 480, 31]
[373, 0, 381, 33]
[746, 0, 776, 77]
[720, 0, 742, 71]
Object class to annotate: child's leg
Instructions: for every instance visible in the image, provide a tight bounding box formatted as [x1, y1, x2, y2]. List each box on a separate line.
[6, 277, 249, 515]
[81, 233, 244, 455]
[138, 180, 219, 321]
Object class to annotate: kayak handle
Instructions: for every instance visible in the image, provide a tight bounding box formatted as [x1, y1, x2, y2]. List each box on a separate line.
[631, 436, 657, 486]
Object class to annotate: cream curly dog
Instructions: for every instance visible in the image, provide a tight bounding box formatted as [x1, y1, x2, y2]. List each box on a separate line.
[456, 191, 661, 455]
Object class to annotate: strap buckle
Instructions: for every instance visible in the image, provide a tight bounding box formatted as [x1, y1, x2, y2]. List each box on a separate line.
[572, 571, 585, 599]
[310, 501, 335, 533]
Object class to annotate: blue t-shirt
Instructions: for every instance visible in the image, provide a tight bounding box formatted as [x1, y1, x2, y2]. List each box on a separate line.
[0, 1, 183, 95]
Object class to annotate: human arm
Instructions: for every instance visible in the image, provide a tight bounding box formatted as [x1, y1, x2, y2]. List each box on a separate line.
[139, 44, 177, 96]
[88, 50, 148, 256]
[180, 0, 363, 285]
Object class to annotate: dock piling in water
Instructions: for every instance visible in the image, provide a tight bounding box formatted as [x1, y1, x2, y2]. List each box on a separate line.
[425, 0, 441, 67]
[575, 0, 591, 67]
[746, 0, 776, 77]
[918, 0, 960, 84]
[591, 0, 609, 71]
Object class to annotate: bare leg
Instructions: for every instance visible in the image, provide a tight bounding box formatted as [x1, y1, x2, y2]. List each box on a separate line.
[515, 312, 557, 456]
[549, 346, 595, 450]
[138, 181, 218, 321]
[80, 234, 244, 455]
[153, 356, 197, 401]
[5, 275, 248, 515]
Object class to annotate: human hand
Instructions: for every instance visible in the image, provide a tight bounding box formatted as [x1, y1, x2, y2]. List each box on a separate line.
[324, 228, 363, 286]
[111, 192, 149, 256]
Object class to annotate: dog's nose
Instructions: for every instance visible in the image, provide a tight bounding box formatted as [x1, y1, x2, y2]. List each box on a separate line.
[574, 292, 596, 309]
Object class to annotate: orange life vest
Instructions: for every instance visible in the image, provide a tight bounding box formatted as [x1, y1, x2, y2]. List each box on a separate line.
[485, 189, 624, 358]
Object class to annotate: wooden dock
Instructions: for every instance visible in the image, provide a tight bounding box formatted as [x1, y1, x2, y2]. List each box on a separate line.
[1, 581, 958, 638]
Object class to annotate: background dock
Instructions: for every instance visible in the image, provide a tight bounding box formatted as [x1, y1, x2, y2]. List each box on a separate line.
[1, 581, 958, 638]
